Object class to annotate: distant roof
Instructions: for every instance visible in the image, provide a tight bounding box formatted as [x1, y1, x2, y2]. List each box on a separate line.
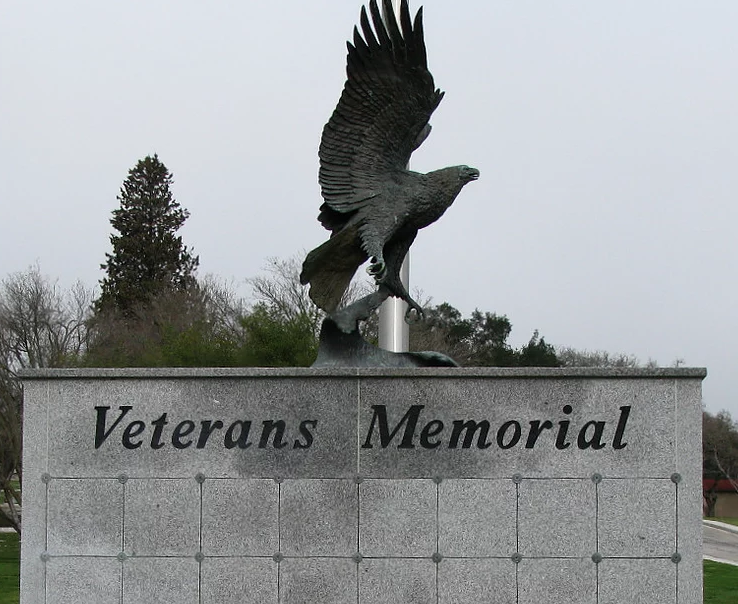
[704, 478, 738, 493]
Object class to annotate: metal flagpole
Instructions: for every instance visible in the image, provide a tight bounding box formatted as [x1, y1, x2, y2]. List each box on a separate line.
[378, 0, 410, 353]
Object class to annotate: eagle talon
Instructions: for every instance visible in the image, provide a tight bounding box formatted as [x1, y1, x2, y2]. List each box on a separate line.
[367, 258, 386, 281]
[405, 304, 424, 324]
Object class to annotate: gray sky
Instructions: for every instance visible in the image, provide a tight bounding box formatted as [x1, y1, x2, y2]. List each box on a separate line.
[1, 1, 736, 416]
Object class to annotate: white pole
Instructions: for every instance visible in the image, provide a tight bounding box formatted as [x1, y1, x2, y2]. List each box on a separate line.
[378, 0, 410, 353]
[379, 256, 410, 351]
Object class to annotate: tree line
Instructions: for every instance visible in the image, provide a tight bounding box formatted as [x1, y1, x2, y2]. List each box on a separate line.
[0, 153, 689, 533]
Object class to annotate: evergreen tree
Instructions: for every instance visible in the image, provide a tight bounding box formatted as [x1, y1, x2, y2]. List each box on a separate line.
[411, 303, 559, 367]
[96, 155, 198, 314]
[518, 330, 559, 367]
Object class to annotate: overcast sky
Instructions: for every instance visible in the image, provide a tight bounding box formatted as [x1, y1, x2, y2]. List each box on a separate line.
[1, 1, 736, 416]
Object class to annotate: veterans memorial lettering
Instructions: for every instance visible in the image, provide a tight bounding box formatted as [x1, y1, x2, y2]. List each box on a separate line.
[93, 403, 632, 453]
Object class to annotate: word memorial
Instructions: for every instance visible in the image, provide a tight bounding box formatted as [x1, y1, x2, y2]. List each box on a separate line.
[20, 367, 704, 604]
[361, 404, 631, 451]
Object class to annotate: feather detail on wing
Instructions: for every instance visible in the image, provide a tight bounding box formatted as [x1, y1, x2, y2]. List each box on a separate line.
[318, 0, 444, 218]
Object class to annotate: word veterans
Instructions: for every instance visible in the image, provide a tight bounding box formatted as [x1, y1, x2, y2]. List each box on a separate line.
[94, 406, 316, 451]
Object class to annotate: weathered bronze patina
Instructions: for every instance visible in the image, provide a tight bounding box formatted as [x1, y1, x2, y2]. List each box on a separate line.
[301, 0, 478, 365]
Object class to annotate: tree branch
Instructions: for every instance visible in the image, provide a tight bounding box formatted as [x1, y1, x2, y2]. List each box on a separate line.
[713, 449, 738, 493]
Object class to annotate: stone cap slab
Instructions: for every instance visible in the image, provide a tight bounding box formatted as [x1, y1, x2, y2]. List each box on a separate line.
[19, 366, 708, 380]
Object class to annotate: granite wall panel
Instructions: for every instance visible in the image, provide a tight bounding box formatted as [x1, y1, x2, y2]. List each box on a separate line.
[20, 368, 704, 603]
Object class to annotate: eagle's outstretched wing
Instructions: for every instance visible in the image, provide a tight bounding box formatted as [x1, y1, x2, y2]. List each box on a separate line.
[318, 0, 444, 217]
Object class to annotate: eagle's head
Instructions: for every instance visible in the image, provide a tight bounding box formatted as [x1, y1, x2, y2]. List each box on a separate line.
[427, 165, 480, 197]
[458, 165, 480, 184]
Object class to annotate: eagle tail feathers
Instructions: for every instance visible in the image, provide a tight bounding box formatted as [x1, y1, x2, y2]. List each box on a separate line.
[300, 226, 366, 312]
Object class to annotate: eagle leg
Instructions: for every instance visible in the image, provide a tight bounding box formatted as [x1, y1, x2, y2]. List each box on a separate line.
[380, 231, 425, 323]
[330, 285, 392, 334]
[359, 217, 400, 283]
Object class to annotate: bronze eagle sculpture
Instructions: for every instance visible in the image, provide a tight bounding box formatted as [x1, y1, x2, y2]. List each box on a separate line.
[300, 0, 479, 325]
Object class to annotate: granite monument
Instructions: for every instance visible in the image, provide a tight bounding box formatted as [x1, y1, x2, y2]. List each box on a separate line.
[20, 367, 705, 603]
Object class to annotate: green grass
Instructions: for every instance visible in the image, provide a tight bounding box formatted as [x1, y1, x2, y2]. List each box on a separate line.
[705, 560, 738, 603]
[0, 532, 19, 604]
[706, 517, 738, 527]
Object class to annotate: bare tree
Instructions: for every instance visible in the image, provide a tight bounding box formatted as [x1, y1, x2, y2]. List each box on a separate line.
[557, 347, 658, 369]
[199, 275, 248, 342]
[0, 265, 92, 534]
[0, 265, 91, 370]
[248, 256, 324, 333]
[248, 255, 371, 337]
[703, 409, 738, 517]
